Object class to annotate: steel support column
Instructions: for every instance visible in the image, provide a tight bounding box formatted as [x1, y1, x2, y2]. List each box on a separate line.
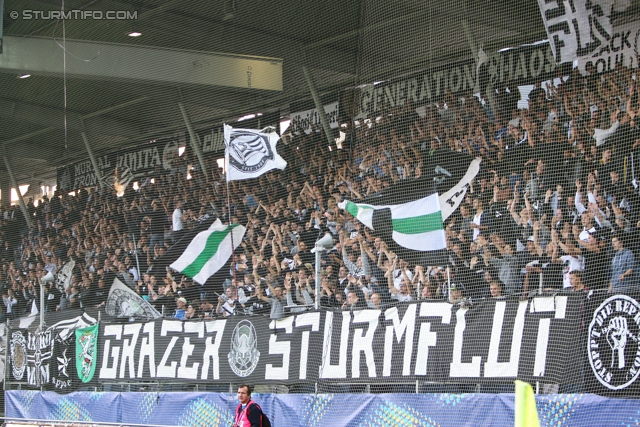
[302, 66, 334, 148]
[81, 132, 104, 189]
[179, 103, 208, 180]
[2, 153, 32, 230]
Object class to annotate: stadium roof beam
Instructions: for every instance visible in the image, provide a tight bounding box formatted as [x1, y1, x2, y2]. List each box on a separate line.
[0, 96, 150, 160]
[179, 103, 208, 178]
[0, 97, 146, 139]
[0, 36, 284, 91]
[81, 132, 104, 190]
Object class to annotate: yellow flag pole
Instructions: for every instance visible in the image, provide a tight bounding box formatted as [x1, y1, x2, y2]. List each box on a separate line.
[514, 380, 540, 427]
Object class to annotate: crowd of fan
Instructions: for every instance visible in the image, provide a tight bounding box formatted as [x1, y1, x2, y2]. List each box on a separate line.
[1, 65, 639, 321]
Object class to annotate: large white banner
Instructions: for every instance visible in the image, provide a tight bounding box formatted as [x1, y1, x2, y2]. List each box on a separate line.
[538, 0, 639, 72]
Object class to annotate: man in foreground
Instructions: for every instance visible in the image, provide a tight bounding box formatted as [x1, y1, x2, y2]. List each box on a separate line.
[234, 384, 265, 427]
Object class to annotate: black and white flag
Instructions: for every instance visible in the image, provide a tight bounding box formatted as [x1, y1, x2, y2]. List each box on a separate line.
[365, 152, 481, 217]
[361, 152, 481, 265]
[537, 0, 638, 71]
[224, 124, 287, 181]
[105, 278, 162, 319]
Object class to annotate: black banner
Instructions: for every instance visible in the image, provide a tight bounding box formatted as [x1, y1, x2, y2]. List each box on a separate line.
[56, 132, 186, 192]
[355, 42, 561, 118]
[92, 296, 580, 385]
[584, 291, 640, 396]
[7, 313, 98, 391]
[28, 295, 640, 394]
[48, 334, 77, 393]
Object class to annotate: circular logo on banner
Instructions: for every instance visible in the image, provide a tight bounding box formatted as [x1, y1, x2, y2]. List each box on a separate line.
[228, 320, 260, 377]
[227, 131, 274, 173]
[10, 331, 27, 381]
[588, 294, 640, 390]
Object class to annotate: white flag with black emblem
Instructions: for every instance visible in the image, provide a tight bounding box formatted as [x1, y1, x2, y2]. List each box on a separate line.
[224, 124, 287, 181]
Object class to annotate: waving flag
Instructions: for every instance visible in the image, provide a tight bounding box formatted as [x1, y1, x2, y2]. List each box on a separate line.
[365, 152, 481, 221]
[339, 193, 446, 252]
[170, 219, 246, 284]
[225, 124, 287, 181]
[105, 278, 162, 319]
[55, 259, 76, 291]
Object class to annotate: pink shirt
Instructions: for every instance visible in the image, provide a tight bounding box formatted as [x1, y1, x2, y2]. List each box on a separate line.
[234, 400, 255, 427]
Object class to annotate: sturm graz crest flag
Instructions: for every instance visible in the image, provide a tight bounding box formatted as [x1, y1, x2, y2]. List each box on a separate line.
[224, 124, 287, 181]
[76, 324, 99, 384]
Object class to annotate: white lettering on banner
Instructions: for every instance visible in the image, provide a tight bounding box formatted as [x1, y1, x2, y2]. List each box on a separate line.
[120, 324, 141, 379]
[70, 154, 111, 188]
[290, 102, 339, 135]
[201, 320, 226, 380]
[358, 45, 554, 118]
[319, 311, 350, 379]
[266, 317, 294, 380]
[26, 364, 49, 387]
[138, 322, 155, 378]
[26, 330, 53, 386]
[588, 295, 640, 390]
[200, 128, 225, 153]
[450, 308, 481, 377]
[484, 301, 528, 377]
[295, 312, 321, 380]
[532, 296, 567, 376]
[415, 303, 452, 375]
[74, 160, 94, 176]
[98, 155, 111, 169]
[91, 298, 578, 383]
[74, 170, 101, 189]
[63, 133, 183, 192]
[351, 310, 379, 378]
[178, 322, 204, 379]
[582, 30, 637, 73]
[100, 324, 122, 379]
[538, 0, 614, 63]
[534, 319, 551, 377]
[383, 305, 416, 377]
[538, 0, 639, 72]
[26, 330, 52, 351]
[116, 147, 162, 172]
[157, 321, 181, 378]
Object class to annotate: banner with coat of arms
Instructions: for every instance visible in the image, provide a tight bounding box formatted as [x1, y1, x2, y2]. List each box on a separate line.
[76, 324, 99, 384]
[6, 312, 96, 391]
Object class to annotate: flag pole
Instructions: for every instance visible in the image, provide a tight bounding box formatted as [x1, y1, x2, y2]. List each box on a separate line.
[225, 157, 237, 291]
[223, 127, 238, 295]
[446, 266, 451, 304]
[131, 232, 141, 282]
[40, 278, 45, 332]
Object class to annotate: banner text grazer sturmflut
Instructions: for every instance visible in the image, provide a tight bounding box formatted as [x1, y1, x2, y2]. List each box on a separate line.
[91, 296, 580, 385]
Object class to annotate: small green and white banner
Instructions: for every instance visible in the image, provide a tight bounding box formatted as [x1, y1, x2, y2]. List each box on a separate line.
[170, 219, 246, 284]
[338, 193, 446, 251]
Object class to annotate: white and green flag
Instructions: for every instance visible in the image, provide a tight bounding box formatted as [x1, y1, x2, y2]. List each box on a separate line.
[170, 219, 246, 284]
[338, 193, 446, 251]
